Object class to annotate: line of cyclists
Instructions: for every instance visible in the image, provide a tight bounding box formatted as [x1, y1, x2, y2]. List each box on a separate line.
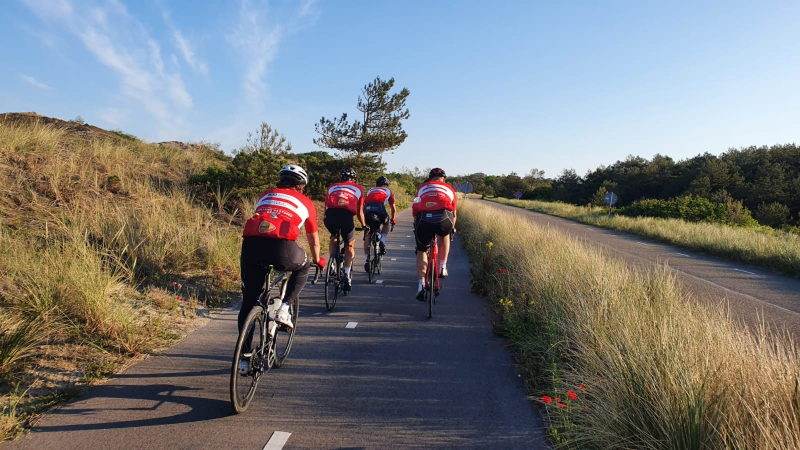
[239, 165, 458, 330]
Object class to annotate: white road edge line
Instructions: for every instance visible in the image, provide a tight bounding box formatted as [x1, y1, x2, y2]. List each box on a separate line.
[263, 431, 291, 450]
[345, 322, 358, 329]
[675, 253, 691, 257]
[733, 268, 757, 275]
[636, 241, 650, 245]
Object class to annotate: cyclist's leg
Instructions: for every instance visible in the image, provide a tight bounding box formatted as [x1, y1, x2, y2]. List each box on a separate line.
[323, 210, 338, 262]
[414, 217, 435, 293]
[435, 212, 455, 275]
[239, 237, 271, 332]
[274, 240, 312, 307]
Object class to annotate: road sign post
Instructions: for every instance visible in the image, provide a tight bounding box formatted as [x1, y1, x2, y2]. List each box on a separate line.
[461, 182, 473, 200]
[515, 191, 522, 199]
[604, 192, 618, 216]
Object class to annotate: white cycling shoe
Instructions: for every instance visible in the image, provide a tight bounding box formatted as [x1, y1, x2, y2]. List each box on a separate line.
[274, 303, 293, 328]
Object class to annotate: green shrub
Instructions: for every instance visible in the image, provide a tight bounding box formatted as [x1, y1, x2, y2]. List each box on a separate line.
[755, 202, 791, 228]
[619, 195, 757, 227]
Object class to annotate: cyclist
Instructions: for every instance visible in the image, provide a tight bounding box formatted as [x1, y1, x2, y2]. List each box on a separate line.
[412, 168, 457, 300]
[240, 165, 325, 330]
[324, 167, 366, 292]
[363, 176, 397, 271]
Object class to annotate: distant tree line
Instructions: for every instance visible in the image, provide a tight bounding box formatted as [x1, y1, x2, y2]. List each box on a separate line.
[413, 144, 799, 230]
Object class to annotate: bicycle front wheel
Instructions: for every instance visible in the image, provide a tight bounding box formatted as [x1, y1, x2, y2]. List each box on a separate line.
[368, 239, 378, 283]
[230, 306, 267, 413]
[273, 294, 298, 368]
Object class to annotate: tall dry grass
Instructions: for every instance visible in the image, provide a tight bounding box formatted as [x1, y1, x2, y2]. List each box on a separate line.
[459, 200, 800, 449]
[0, 118, 241, 439]
[492, 197, 800, 278]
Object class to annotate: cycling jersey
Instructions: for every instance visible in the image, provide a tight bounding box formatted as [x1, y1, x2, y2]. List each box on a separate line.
[325, 181, 364, 215]
[412, 181, 457, 216]
[364, 186, 395, 207]
[242, 188, 318, 241]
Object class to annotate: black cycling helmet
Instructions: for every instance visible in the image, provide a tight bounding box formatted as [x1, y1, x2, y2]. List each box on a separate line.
[429, 168, 446, 179]
[376, 176, 389, 186]
[279, 164, 309, 186]
[340, 167, 357, 181]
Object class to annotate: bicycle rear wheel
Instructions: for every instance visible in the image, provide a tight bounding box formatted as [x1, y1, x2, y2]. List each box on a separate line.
[273, 294, 298, 368]
[230, 306, 266, 413]
[368, 237, 378, 283]
[325, 254, 340, 310]
[427, 248, 437, 319]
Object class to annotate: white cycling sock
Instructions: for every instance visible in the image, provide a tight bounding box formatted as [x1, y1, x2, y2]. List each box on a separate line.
[440, 260, 447, 270]
[381, 234, 387, 244]
[344, 267, 351, 276]
[418, 279, 424, 290]
[365, 255, 369, 262]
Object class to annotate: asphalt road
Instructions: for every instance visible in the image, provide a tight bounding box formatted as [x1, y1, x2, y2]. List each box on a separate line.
[10, 208, 548, 450]
[482, 200, 800, 336]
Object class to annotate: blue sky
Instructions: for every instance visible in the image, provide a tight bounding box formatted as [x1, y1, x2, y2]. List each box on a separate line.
[3, 0, 799, 178]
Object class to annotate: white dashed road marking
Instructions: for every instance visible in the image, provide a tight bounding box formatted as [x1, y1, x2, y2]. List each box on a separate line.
[263, 431, 291, 450]
[733, 268, 757, 275]
[674, 253, 691, 257]
[391, 258, 397, 261]
[401, 244, 406, 247]
[345, 322, 358, 329]
[376, 280, 384, 284]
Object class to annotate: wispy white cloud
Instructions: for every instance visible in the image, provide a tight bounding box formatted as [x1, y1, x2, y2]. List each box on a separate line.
[22, 0, 73, 21]
[173, 30, 209, 75]
[20, 74, 51, 90]
[299, 0, 319, 18]
[228, 0, 284, 105]
[22, 0, 193, 137]
[157, 2, 209, 76]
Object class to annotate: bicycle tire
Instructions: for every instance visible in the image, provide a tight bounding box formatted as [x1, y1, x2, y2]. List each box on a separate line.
[369, 236, 379, 283]
[273, 293, 298, 368]
[230, 306, 267, 413]
[325, 254, 340, 310]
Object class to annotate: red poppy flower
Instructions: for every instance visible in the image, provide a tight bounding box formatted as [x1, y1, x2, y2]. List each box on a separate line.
[579, 384, 585, 390]
[541, 396, 552, 404]
[555, 398, 562, 403]
[498, 269, 507, 274]
[557, 403, 565, 409]
[567, 390, 578, 401]
[178, 284, 182, 289]
[584, 404, 588, 409]
[177, 296, 182, 301]
[172, 282, 177, 286]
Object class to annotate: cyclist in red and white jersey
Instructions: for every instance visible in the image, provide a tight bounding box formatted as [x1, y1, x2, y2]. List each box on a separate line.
[240, 165, 325, 330]
[363, 176, 397, 271]
[412, 168, 457, 300]
[324, 167, 366, 291]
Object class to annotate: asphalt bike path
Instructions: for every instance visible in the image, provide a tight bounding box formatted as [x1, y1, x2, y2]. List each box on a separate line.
[483, 200, 800, 336]
[10, 208, 548, 449]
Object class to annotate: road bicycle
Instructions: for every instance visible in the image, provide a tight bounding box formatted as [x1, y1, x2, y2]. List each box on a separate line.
[422, 235, 440, 319]
[365, 221, 393, 284]
[230, 263, 320, 413]
[325, 229, 359, 310]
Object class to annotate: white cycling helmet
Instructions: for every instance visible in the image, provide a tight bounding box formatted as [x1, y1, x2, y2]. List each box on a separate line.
[279, 165, 309, 185]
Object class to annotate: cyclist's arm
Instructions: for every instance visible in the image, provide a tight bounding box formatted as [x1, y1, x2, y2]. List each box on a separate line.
[389, 203, 397, 222]
[306, 231, 321, 263]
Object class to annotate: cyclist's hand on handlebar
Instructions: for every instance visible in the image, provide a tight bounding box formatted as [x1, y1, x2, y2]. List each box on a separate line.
[316, 257, 326, 268]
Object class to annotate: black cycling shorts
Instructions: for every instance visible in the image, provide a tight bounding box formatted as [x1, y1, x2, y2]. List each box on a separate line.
[414, 209, 455, 252]
[324, 208, 356, 243]
[239, 237, 310, 331]
[364, 202, 389, 231]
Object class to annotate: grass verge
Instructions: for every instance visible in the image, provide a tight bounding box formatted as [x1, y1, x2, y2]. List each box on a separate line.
[0, 116, 241, 439]
[459, 200, 800, 449]
[490, 197, 800, 278]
